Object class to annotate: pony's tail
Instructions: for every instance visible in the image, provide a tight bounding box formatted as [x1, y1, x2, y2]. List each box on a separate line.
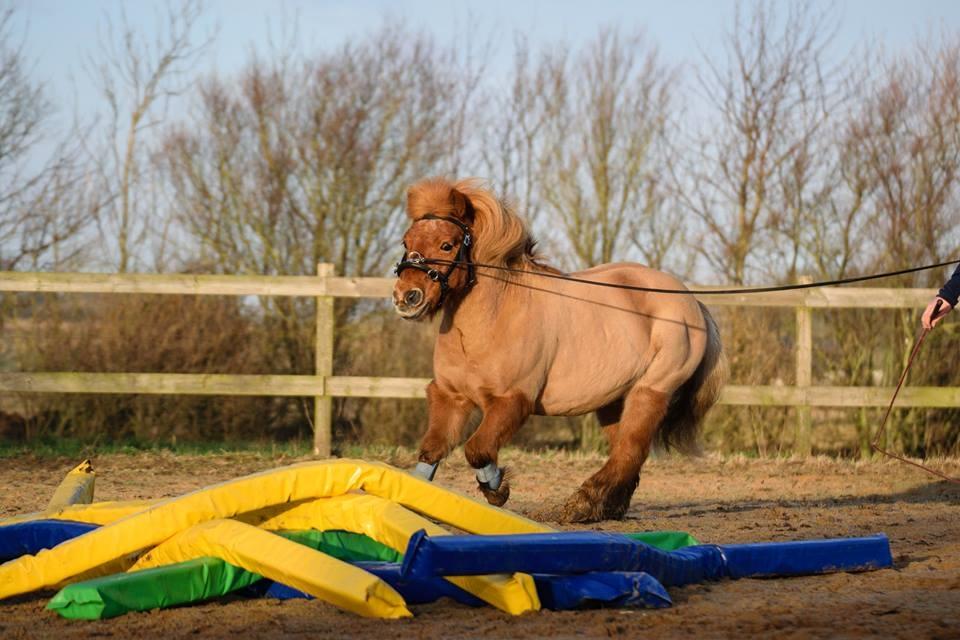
[656, 302, 727, 454]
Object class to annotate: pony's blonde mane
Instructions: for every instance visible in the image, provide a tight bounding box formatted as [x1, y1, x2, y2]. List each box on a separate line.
[406, 177, 555, 271]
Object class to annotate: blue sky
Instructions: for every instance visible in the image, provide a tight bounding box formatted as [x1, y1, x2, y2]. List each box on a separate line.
[8, 0, 960, 273]
[14, 0, 960, 124]
[5, 0, 958, 176]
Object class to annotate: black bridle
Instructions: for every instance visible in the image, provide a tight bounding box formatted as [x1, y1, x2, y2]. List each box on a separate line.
[394, 214, 477, 305]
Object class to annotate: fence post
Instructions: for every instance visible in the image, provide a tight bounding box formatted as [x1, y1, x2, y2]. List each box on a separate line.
[795, 275, 813, 455]
[314, 263, 335, 457]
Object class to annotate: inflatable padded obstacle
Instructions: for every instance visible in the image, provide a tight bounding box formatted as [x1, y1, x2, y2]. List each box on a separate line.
[400, 531, 894, 586]
[118, 518, 413, 618]
[255, 564, 673, 611]
[240, 493, 538, 614]
[532, 572, 671, 610]
[2, 459, 894, 621]
[133, 494, 538, 615]
[0, 459, 550, 605]
[248, 561, 487, 608]
[49, 556, 263, 620]
[45, 524, 673, 619]
[0, 499, 158, 528]
[0, 520, 97, 563]
[7, 495, 541, 617]
[45, 460, 95, 512]
[624, 531, 699, 551]
[48, 530, 410, 620]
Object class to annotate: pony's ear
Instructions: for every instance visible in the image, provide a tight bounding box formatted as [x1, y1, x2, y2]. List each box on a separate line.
[406, 177, 477, 225]
[449, 187, 475, 225]
[407, 177, 463, 220]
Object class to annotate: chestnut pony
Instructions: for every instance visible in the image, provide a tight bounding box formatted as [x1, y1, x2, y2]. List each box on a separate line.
[393, 177, 726, 522]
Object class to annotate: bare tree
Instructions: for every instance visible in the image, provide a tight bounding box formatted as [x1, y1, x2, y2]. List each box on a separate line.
[159, 25, 470, 381]
[678, 1, 834, 284]
[855, 41, 960, 277]
[806, 37, 960, 456]
[539, 28, 673, 269]
[479, 36, 551, 227]
[0, 6, 95, 271]
[162, 25, 466, 280]
[85, 0, 214, 272]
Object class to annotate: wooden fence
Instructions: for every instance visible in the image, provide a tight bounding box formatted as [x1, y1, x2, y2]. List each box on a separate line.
[0, 265, 953, 456]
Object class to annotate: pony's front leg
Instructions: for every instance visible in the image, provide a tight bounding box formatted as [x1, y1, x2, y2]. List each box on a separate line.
[463, 391, 532, 507]
[413, 381, 475, 481]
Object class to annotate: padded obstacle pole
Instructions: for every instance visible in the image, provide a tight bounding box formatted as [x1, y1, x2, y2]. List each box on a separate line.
[257, 563, 672, 611]
[253, 562, 487, 607]
[0, 520, 98, 562]
[45, 460, 95, 512]
[400, 531, 893, 586]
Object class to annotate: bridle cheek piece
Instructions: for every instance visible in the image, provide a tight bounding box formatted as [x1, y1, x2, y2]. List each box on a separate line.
[394, 214, 477, 306]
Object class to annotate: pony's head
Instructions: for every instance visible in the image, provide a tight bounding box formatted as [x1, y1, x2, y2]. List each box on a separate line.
[393, 177, 537, 320]
[393, 178, 477, 320]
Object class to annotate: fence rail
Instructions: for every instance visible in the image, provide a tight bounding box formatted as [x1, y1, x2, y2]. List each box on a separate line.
[0, 267, 950, 455]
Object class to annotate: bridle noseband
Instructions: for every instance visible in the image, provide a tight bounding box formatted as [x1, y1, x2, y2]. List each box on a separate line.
[394, 214, 477, 305]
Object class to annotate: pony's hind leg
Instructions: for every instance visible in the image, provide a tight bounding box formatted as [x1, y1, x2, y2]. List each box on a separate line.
[463, 390, 532, 507]
[557, 386, 668, 523]
[595, 398, 624, 438]
[414, 382, 475, 481]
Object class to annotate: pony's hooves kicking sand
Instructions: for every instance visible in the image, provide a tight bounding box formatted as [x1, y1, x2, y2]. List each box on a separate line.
[528, 503, 563, 523]
[548, 488, 634, 524]
[556, 490, 606, 523]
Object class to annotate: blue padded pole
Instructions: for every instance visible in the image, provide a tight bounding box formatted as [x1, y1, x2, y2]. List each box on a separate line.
[532, 571, 672, 610]
[0, 520, 99, 562]
[253, 561, 672, 610]
[401, 530, 726, 586]
[252, 561, 486, 606]
[718, 536, 893, 577]
[400, 531, 893, 587]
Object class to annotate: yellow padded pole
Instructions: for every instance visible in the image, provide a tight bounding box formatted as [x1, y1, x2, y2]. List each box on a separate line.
[45, 460, 95, 511]
[0, 499, 158, 528]
[244, 493, 540, 614]
[131, 519, 411, 619]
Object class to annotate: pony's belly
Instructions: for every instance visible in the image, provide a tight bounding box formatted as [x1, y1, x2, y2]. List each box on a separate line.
[536, 335, 648, 416]
[536, 381, 631, 417]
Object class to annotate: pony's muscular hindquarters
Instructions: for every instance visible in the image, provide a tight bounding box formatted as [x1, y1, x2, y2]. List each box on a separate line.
[394, 176, 726, 523]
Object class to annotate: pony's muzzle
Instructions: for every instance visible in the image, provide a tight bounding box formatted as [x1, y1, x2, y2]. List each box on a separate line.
[393, 284, 428, 319]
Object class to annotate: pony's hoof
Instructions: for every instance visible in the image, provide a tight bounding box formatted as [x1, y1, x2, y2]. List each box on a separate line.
[528, 503, 563, 523]
[478, 479, 510, 507]
[555, 489, 604, 524]
[555, 489, 630, 524]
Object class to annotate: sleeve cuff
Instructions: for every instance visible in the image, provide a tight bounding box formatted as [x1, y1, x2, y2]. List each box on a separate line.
[938, 284, 960, 307]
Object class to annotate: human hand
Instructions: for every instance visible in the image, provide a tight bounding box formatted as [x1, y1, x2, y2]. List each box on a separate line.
[922, 296, 953, 330]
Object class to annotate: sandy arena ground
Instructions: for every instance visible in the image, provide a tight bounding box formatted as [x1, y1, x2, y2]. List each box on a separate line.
[0, 449, 958, 639]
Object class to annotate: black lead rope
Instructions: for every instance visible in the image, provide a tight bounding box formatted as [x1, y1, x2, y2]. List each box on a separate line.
[399, 224, 959, 479]
[422, 257, 960, 295]
[870, 300, 960, 484]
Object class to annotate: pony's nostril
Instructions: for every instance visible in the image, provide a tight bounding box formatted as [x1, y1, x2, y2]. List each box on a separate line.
[405, 289, 423, 306]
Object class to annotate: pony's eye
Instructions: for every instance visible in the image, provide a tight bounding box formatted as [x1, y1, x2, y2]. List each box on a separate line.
[441, 242, 454, 252]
